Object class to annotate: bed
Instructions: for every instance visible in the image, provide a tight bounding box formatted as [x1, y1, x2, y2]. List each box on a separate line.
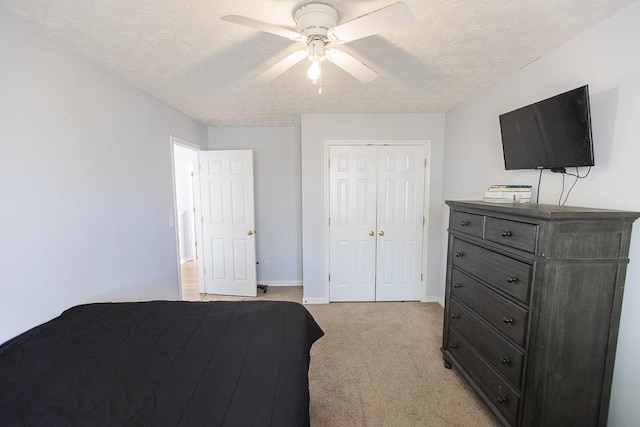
[0, 300, 324, 426]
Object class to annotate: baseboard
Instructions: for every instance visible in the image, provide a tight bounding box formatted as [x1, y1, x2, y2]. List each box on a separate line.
[258, 281, 302, 287]
[423, 296, 445, 307]
[303, 297, 328, 304]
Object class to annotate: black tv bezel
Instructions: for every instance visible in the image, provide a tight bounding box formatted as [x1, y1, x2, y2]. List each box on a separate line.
[499, 85, 595, 171]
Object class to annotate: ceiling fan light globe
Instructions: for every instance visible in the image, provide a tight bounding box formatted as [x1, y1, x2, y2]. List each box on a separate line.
[307, 60, 322, 81]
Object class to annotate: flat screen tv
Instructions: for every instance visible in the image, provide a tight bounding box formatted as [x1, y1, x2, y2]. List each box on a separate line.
[499, 85, 594, 170]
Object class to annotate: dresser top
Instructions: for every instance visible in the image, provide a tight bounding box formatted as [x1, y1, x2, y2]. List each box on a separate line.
[446, 200, 640, 221]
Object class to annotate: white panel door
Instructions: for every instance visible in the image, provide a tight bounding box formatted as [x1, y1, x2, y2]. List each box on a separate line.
[329, 146, 378, 301]
[375, 146, 425, 301]
[200, 150, 257, 297]
[329, 145, 426, 302]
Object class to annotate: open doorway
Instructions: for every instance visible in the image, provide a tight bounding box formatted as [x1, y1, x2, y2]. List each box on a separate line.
[172, 140, 259, 299]
[171, 138, 202, 301]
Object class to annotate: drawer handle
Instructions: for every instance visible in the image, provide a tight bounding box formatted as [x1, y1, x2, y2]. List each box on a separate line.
[506, 276, 518, 283]
[501, 357, 511, 365]
[501, 230, 513, 237]
[497, 396, 508, 404]
[455, 252, 464, 258]
[503, 317, 514, 324]
[460, 220, 470, 226]
[451, 313, 460, 319]
[449, 343, 458, 349]
[453, 283, 462, 288]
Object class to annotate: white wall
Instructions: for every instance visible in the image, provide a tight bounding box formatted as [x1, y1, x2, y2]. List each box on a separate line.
[0, 14, 207, 344]
[208, 127, 303, 284]
[301, 113, 446, 303]
[442, 2, 640, 425]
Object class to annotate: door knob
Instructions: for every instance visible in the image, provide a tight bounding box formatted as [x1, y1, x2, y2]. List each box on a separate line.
[369, 230, 375, 236]
[247, 230, 254, 236]
[378, 230, 385, 236]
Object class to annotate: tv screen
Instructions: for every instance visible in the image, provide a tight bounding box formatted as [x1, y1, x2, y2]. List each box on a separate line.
[499, 85, 594, 170]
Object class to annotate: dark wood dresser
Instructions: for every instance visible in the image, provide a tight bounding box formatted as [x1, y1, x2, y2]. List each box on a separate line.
[441, 200, 639, 426]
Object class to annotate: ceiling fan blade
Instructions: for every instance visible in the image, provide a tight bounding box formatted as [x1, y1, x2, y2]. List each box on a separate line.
[328, 2, 413, 44]
[258, 50, 309, 82]
[326, 49, 378, 83]
[221, 15, 305, 42]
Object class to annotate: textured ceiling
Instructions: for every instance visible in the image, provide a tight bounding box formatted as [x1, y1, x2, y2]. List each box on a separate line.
[0, 0, 635, 127]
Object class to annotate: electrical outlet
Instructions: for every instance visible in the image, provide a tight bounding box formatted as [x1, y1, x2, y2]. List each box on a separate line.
[264, 260, 271, 268]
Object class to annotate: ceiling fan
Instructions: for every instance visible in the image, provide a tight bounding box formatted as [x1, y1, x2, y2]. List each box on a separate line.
[221, 2, 413, 92]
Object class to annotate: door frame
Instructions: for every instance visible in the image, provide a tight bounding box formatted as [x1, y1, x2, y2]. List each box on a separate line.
[170, 135, 205, 297]
[323, 140, 432, 302]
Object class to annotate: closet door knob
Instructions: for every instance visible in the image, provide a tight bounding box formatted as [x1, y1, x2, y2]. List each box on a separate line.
[369, 230, 375, 236]
[247, 230, 254, 236]
[378, 230, 385, 236]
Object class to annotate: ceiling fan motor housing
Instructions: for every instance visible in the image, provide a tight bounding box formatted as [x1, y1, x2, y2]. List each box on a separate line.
[294, 3, 339, 39]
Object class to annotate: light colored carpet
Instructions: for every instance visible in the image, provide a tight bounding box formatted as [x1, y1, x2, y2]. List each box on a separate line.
[197, 287, 498, 426]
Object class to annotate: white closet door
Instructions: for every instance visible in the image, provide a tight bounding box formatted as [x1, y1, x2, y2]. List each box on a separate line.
[375, 146, 425, 301]
[329, 144, 426, 302]
[329, 146, 378, 301]
[199, 150, 257, 297]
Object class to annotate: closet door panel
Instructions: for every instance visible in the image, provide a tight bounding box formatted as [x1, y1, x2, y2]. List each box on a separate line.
[329, 146, 377, 301]
[375, 146, 426, 301]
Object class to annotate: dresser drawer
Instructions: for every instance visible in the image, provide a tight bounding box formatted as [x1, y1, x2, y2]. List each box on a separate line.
[451, 268, 528, 347]
[449, 298, 524, 388]
[485, 217, 538, 253]
[447, 329, 520, 425]
[450, 210, 484, 238]
[452, 239, 532, 304]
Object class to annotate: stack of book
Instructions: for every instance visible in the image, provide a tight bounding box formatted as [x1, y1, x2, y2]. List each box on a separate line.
[483, 185, 533, 203]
